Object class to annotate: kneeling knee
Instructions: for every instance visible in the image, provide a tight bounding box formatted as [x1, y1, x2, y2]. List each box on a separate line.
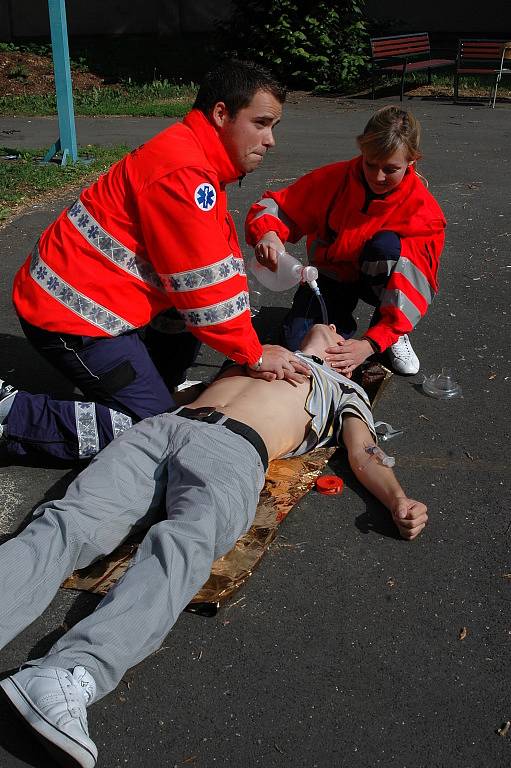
[362, 231, 401, 262]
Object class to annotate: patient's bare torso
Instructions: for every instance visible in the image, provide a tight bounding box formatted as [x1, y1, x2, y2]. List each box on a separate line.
[187, 367, 312, 461]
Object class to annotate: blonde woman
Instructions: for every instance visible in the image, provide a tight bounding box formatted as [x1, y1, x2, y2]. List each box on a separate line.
[247, 106, 446, 375]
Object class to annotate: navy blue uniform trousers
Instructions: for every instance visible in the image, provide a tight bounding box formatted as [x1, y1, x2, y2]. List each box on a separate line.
[4, 316, 200, 461]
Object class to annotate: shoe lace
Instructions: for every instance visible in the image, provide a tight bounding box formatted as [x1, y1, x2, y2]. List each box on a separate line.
[394, 335, 411, 358]
[61, 678, 86, 721]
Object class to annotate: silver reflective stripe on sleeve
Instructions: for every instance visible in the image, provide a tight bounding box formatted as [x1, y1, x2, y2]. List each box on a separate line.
[159, 254, 246, 293]
[110, 410, 133, 438]
[362, 256, 434, 305]
[75, 402, 100, 458]
[379, 288, 422, 327]
[393, 257, 434, 305]
[250, 197, 294, 229]
[29, 245, 135, 336]
[360, 258, 395, 278]
[178, 291, 249, 327]
[67, 199, 165, 292]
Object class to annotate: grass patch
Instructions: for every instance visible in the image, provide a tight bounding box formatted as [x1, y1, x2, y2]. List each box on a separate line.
[0, 81, 197, 117]
[0, 144, 129, 223]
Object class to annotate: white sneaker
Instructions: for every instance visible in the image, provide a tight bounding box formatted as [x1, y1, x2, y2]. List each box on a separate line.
[387, 334, 420, 375]
[0, 378, 17, 426]
[0, 665, 98, 768]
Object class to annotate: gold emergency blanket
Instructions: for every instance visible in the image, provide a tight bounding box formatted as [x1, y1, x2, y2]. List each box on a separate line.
[62, 363, 391, 614]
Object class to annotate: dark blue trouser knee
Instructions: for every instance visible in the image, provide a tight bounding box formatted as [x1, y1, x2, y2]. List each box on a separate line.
[4, 319, 177, 461]
[6, 392, 134, 461]
[282, 231, 401, 351]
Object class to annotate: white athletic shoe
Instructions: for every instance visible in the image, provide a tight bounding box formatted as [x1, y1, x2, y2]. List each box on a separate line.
[0, 378, 17, 402]
[387, 334, 420, 375]
[0, 665, 98, 768]
[0, 378, 18, 428]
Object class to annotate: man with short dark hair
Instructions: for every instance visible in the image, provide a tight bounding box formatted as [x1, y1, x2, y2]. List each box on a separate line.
[0, 323, 428, 768]
[0, 60, 307, 462]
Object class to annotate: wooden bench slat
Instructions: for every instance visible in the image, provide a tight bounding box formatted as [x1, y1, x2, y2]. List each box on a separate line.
[372, 41, 430, 56]
[378, 57, 454, 68]
[372, 38, 429, 48]
[457, 67, 499, 74]
[460, 42, 506, 49]
[373, 46, 431, 58]
[372, 33, 429, 43]
[460, 50, 503, 58]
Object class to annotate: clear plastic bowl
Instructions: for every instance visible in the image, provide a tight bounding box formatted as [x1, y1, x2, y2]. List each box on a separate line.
[422, 368, 462, 399]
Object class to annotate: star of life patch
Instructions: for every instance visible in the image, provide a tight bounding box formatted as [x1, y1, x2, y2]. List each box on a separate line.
[194, 182, 216, 211]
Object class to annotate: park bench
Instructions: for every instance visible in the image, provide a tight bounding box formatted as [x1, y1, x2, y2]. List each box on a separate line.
[370, 32, 455, 101]
[455, 39, 511, 104]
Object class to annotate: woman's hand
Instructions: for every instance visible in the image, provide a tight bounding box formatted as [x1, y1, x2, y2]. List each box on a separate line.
[254, 231, 285, 272]
[324, 338, 374, 375]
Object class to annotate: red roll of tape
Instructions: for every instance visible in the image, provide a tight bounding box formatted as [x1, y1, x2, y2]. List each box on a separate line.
[315, 475, 344, 495]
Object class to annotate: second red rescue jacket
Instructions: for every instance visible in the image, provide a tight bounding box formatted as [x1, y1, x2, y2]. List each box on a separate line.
[245, 156, 446, 351]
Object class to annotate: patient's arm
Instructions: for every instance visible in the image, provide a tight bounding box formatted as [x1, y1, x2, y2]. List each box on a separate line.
[341, 415, 428, 540]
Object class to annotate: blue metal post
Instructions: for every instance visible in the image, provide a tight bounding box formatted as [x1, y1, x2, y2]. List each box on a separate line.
[44, 0, 78, 165]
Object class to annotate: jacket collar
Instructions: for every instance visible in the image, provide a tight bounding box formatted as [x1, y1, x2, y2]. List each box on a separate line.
[183, 109, 242, 186]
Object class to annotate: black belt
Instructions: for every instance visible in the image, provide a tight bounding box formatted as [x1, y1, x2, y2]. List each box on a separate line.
[172, 407, 269, 471]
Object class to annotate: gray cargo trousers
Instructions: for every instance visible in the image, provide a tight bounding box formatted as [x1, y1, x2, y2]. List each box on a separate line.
[0, 413, 266, 699]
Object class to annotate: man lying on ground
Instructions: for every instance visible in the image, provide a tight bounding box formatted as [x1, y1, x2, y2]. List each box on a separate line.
[0, 323, 428, 768]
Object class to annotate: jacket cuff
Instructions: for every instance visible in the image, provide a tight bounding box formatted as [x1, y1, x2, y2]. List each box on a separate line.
[363, 325, 400, 353]
[229, 333, 263, 367]
[246, 216, 289, 247]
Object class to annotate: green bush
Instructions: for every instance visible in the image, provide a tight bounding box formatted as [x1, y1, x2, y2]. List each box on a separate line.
[7, 64, 29, 80]
[218, 0, 369, 91]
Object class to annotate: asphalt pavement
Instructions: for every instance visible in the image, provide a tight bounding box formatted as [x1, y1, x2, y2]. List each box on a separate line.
[0, 92, 510, 768]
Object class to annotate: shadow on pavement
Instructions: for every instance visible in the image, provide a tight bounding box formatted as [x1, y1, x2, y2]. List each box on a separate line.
[0, 688, 56, 768]
[328, 450, 400, 540]
[25, 591, 103, 664]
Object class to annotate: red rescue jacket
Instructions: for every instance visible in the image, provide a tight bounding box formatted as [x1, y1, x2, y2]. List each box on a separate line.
[13, 110, 263, 366]
[246, 156, 446, 351]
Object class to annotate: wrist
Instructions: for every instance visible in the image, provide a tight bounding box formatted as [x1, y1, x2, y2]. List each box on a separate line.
[362, 336, 380, 353]
[247, 354, 264, 372]
[389, 492, 407, 510]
